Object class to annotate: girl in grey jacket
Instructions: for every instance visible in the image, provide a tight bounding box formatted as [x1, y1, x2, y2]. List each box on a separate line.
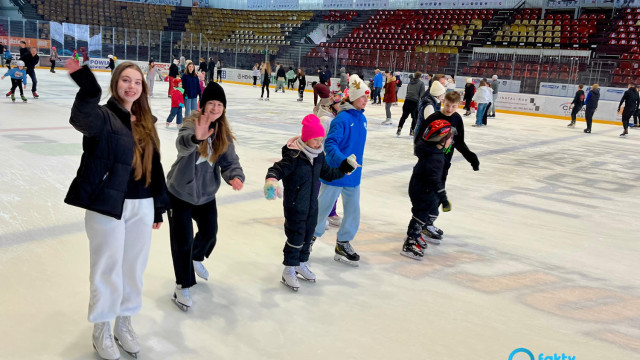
[166, 82, 244, 311]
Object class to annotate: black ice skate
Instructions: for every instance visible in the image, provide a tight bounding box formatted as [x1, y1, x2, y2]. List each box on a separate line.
[21, 95, 27, 102]
[400, 237, 425, 260]
[567, 122, 575, 127]
[334, 241, 360, 266]
[421, 225, 442, 245]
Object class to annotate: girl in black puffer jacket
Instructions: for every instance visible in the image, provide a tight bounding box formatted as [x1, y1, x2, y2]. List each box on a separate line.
[65, 59, 169, 360]
[264, 114, 348, 291]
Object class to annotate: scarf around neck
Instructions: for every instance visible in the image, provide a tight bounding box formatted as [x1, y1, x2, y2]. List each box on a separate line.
[287, 136, 323, 164]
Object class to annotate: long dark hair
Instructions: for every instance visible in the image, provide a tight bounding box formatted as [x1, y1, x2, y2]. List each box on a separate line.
[110, 62, 160, 187]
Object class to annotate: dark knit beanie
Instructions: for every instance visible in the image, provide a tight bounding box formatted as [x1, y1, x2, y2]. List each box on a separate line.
[201, 82, 227, 109]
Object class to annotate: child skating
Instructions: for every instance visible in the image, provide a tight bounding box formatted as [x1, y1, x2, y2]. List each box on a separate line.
[166, 78, 184, 128]
[313, 75, 368, 267]
[402, 120, 453, 260]
[2, 60, 28, 102]
[264, 114, 351, 291]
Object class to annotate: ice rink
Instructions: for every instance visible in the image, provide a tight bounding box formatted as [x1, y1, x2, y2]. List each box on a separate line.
[1, 68, 639, 360]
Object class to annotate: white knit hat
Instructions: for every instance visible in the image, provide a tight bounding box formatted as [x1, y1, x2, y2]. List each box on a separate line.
[492, 75, 498, 80]
[466, 77, 472, 83]
[348, 74, 370, 101]
[430, 81, 446, 97]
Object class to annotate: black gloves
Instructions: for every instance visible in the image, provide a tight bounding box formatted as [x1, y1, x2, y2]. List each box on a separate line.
[339, 158, 356, 173]
[439, 191, 452, 212]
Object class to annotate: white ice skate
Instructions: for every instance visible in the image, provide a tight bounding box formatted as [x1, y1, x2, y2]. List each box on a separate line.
[114, 316, 140, 358]
[327, 215, 342, 227]
[295, 262, 316, 282]
[281, 266, 300, 291]
[381, 118, 393, 125]
[92, 321, 121, 360]
[173, 285, 192, 311]
[193, 260, 209, 280]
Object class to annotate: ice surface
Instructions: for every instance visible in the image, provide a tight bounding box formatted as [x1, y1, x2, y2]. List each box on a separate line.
[0, 69, 638, 359]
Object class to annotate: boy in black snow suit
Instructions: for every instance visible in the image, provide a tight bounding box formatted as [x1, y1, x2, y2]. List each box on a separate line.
[265, 114, 354, 291]
[401, 119, 454, 260]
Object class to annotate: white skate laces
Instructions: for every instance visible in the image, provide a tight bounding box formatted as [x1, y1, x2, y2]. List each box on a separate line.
[295, 262, 316, 282]
[282, 266, 300, 291]
[342, 241, 356, 255]
[93, 322, 120, 360]
[114, 316, 140, 355]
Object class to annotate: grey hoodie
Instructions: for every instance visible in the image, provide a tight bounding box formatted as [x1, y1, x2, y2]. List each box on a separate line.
[339, 68, 348, 88]
[405, 77, 426, 103]
[166, 115, 245, 205]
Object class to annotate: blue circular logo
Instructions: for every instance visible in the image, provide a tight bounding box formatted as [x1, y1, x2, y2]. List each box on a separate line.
[509, 348, 535, 360]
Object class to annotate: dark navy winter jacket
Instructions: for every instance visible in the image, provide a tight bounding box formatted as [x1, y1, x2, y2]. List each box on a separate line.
[65, 66, 169, 221]
[266, 143, 344, 221]
[585, 88, 600, 110]
[181, 73, 200, 99]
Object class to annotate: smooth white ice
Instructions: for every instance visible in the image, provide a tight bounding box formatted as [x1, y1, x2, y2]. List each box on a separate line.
[0, 69, 639, 360]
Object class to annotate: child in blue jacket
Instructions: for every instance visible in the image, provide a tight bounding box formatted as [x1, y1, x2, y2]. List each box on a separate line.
[313, 74, 369, 267]
[2, 60, 27, 102]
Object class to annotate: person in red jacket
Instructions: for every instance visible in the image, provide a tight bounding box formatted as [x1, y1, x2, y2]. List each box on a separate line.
[166, 78, 185, 128]
[381, 73, 397, 125]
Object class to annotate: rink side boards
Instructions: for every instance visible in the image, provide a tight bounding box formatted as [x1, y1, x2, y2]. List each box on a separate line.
[33, 62, 623, 126]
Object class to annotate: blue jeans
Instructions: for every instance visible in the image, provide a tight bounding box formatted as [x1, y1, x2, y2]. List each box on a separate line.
[184, 97, 198, 117]
[476, 103, 488, 125]
[166, 106, 183, 125]
[314, 184, 360, 242]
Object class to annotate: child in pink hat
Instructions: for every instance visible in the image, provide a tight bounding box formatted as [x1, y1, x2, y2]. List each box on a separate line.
[264, 114, 357, 291]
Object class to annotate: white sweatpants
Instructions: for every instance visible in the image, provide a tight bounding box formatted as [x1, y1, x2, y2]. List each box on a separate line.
[85, 198, 154, 323]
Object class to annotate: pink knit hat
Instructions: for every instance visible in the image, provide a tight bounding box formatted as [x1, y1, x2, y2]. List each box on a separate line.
[301, 114, 325, 142]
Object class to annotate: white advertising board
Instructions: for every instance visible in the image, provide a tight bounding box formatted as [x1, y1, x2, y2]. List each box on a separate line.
[495, 92, 622, 122]
[539, 83, 627, 102]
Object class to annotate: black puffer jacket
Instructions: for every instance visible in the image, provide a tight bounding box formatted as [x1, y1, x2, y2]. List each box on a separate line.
[266, 143, 344, 221]
[464, 83, 475, 101]
[169, 63, 179, 78]
[65, 66, 170, 221]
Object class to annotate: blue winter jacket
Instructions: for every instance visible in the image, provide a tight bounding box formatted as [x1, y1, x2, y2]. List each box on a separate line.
[322, 103, 367, 188]
[373, 72, 384, 88]
[181, 73, 200, 99]
[3, 68, 27, 85]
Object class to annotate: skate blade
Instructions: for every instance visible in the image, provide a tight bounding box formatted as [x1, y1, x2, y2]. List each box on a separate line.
[280, 278, 299, 291]
[114, 336, 139, 358]
[172, 295, 190, 312]
[295, 273, 316, 282]
[333, 254, 359, 267]
[400, 251, 424, 261]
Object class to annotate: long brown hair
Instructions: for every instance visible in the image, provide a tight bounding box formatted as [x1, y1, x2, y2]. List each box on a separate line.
[184, 110, 235, 163]
[264, 61, 272, 75]
[110, 62, 160, 187]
